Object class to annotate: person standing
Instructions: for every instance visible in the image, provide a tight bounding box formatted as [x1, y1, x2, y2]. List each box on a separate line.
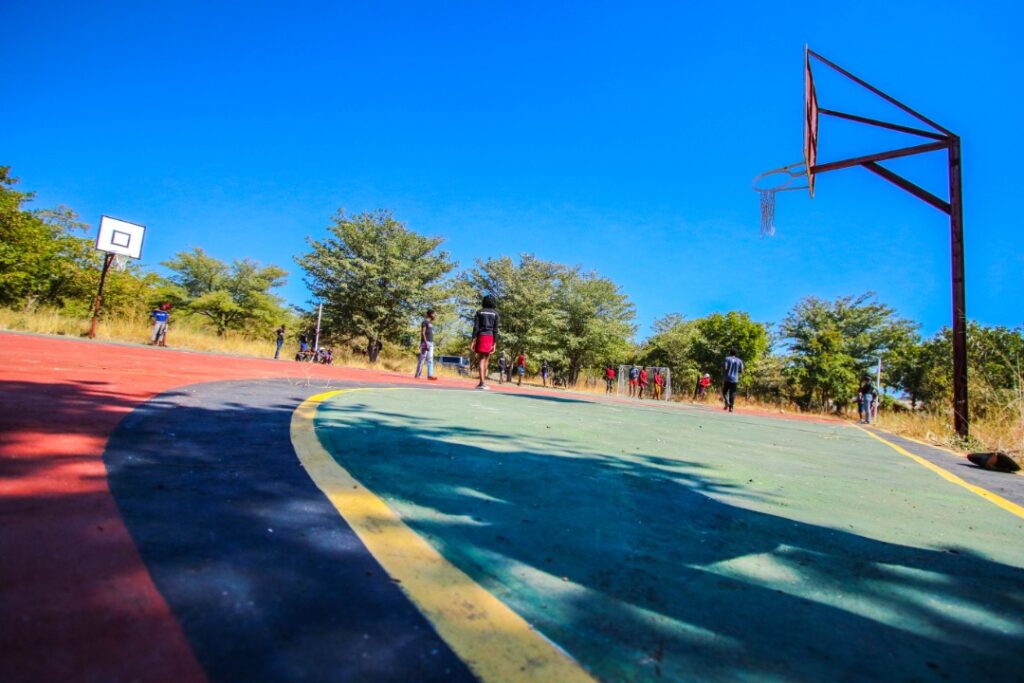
[498, 352, 508, 384]
[723, 348, 744, 413]
[415, 309, 438, 380]
[653, 369, 664, 400]
[605, 366, 616, 394]
[638, 366, 648, 400]
[858, 376, 877, 424]
[515, 352, 527, 386]
[274, 324, 286, 359]
[699, 373, 711, 400]
[150, 303, 170, 346]
[541, 360, 551, 387]
[628, 365, 640, 397]
[471, 295, 499, 390]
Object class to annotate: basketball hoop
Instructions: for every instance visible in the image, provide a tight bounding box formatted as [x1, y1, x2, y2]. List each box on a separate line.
[751, 162, 808, 237]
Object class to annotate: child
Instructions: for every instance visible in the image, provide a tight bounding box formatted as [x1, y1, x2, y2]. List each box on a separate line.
[541, 360, 551, 387]
[471, 295, 499, 389]
[638, 366, 648, 399]
[515, 352, 527, 386]
[415, 309, 438, 380]
[653, 369, 664, 400]
[628, 365, 639, 397]
[605, 366, 616, 394]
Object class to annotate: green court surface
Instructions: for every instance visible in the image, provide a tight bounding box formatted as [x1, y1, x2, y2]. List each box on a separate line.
[314, 389, 1024, 682]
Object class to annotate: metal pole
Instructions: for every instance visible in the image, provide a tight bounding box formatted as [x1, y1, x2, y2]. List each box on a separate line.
[949, 136, 969, 437]
[314, 303, 323, 353]
[88, 253, 115, 339]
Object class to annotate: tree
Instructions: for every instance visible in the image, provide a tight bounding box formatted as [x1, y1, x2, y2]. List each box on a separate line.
[640, 312, 769, 395]
[459, 254, 563, 374]
[296, 210, 456, 361]
[781, 292, 916, 411]
[552, 269, 636, 385]
[163, 248, 290, 336]
[0, 168, 96, 309]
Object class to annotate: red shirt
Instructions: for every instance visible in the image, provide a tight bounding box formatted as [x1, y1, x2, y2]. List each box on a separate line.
[655, 374, 664, 386]
[639, 369, 648, 384]
[516, 354, 526, 367]
[605, 368, 615, 379]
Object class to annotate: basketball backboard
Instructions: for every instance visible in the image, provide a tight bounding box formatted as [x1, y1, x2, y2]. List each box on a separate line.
[804, 46, 819, 198]
[96, 215, 146, 259]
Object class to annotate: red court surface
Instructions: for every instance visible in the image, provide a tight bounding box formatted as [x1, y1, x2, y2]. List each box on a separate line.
[0, 332, 465, 683]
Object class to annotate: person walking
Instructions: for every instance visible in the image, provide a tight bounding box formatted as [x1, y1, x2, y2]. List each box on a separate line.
[471, 295, 499, 390]
[150, 303, 171, 346]
[722, 348, 744, 413]
[274, 325, 286, 359]
[605, 366, 616, 394]
[699, 373, 711, 400]
[515, 352, 527, 386]
[415, 309, 438, 380]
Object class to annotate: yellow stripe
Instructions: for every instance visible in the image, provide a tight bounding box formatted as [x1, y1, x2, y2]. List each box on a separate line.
[871, 427, 1024, 477]
[290, 389, 596, 683]
[856, 425, 1024, 520]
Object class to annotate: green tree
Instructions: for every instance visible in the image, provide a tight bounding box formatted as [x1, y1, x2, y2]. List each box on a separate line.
[0, 168, 97, 309]
[781, 292, 916, 411]
[459, 254, 563, 373]
[163, 248, 290, 336]
[552, 269, 636, 385]
[296, 209, 456, 361]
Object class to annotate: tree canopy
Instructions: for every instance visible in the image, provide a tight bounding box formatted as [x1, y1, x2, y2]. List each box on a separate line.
[296, 209, 456, 361]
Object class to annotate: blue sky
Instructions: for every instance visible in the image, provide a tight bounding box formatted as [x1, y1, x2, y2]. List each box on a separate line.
[2, 1, 1021, 339]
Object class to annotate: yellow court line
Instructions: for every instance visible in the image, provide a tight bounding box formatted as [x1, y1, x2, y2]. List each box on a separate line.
[290, 389, 596, 683]
[856, 425, 1024, 520]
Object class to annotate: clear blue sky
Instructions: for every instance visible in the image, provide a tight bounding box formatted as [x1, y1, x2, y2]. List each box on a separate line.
[2, 1, 1021, 339]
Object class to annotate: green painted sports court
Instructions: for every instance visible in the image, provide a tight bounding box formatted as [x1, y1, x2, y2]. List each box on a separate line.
[300, 387, 1024, 682]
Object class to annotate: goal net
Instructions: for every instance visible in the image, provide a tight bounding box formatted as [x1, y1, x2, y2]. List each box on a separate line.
[616, 365, 672, 401]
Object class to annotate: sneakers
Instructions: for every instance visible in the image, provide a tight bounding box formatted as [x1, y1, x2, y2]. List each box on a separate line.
[428, 376, 438, 381]
[476, 383, 489, 390]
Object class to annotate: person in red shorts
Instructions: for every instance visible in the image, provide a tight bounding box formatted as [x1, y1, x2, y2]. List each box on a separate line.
[628, 365, 639, 397]
[471, 294, 499, 390]
[638, 366, 648, 399]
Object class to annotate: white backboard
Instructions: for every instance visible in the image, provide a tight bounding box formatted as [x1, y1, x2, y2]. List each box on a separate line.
[96, 215, 146, 259]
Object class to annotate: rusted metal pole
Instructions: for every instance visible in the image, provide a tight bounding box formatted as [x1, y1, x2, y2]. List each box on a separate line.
[948, 136, 969, 437]
[88, 252, 115, 339]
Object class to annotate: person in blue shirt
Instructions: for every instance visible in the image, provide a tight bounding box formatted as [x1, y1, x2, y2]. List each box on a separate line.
[150, 303, 170, 346]
[722, 348, 744, 413]
[274, 325, 286, 359]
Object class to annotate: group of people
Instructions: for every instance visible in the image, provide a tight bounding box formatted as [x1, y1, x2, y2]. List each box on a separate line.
[621, 365, 666, 400]
[496, 352, 529, 386]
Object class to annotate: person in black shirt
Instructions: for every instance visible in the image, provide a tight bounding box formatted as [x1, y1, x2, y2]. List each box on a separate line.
[471, 295, 499, 390]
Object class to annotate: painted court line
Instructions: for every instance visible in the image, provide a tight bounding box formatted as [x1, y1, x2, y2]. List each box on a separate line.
[856, 425, 1024, 520]
[290, 389, 596, 683]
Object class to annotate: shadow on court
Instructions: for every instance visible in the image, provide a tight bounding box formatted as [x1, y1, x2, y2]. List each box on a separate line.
[317, 395, 1024, 682]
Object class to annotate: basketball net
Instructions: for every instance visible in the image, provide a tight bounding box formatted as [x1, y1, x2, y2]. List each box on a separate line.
[751, 161, 807, 238]
[111, 253, 129, 272]
[758, 190, 777, 238]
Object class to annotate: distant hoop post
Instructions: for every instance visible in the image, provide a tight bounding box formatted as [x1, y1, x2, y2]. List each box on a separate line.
[89, 215, 146, 339]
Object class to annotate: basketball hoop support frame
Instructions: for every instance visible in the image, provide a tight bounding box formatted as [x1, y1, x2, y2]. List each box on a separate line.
[798, 49, 969, 437]
[88, 252, 116, 339]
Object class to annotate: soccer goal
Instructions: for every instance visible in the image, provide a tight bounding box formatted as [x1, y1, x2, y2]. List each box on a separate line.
[617, 365, 672, 401]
